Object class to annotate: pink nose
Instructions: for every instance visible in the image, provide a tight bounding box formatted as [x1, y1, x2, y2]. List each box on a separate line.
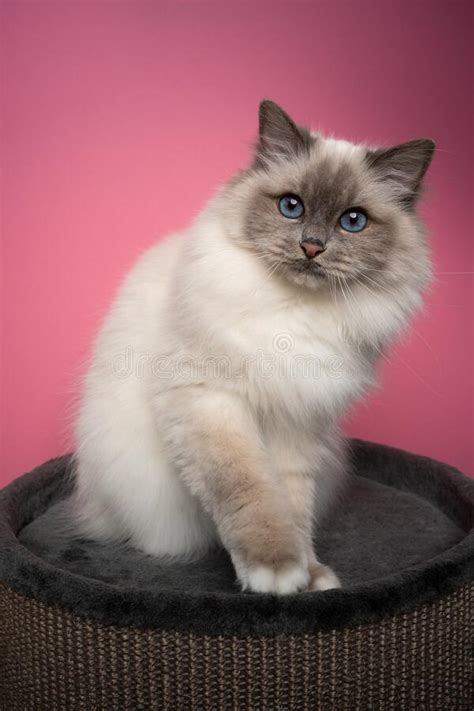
[300, 240, 325, 259]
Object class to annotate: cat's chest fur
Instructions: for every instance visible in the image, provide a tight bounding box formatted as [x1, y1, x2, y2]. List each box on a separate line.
[230, 301, 370, 420]
[170, 233, 376, 423]
[176, 281, 371, 424]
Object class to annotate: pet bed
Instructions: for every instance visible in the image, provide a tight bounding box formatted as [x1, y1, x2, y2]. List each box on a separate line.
[0, 439, 472, 709]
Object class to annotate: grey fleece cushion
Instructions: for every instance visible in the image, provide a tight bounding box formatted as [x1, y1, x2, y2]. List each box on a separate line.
[1, 439, 473, 636]
[18, 470, 463, 593]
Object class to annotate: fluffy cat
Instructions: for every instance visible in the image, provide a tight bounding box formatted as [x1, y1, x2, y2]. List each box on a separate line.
[74, 100, 434, 594]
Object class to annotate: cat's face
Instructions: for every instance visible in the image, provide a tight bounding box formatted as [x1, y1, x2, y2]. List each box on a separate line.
[226, 101, 434, 294]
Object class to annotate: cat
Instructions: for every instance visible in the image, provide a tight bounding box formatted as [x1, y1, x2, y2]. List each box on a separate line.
[74, 100, 434, 594]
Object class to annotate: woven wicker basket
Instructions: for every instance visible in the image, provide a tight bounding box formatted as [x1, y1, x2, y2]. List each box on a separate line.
[1, 440, 473, 710]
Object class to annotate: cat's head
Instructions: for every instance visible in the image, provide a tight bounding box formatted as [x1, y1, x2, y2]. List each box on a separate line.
[225, 100, 435, 295]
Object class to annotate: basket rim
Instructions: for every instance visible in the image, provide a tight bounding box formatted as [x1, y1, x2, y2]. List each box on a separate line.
[1, 439, 473, 637]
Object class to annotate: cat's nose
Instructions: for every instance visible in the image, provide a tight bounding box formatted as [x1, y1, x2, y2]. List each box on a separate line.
[300, 238, 326, 260]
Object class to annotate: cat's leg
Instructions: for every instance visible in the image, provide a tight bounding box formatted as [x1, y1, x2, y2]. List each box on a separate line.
[270, 430, 344, 591]
[282, 470, 342, 591]
[159, 387, 310, 595]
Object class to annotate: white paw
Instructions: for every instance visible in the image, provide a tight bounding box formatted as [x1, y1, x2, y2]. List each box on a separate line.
[309, 564, 341, 592]
[242, 562, 310, 595]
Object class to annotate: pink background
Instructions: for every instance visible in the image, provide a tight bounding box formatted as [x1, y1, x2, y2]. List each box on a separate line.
[1, 0, 473, 485]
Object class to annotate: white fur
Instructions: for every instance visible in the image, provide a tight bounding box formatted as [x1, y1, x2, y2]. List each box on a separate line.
[310, 567, 341, 592]
[244, 565, 310, 595]
[74, 136, 425, 585]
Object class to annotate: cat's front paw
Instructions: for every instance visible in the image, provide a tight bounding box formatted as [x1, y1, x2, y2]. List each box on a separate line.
[307, 562, 341, 591]
[232, 554, 310, 595]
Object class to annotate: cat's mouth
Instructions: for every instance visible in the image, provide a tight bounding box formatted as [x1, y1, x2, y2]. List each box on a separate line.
[295, 258, 326, 277]
[274, 256, 331, 285]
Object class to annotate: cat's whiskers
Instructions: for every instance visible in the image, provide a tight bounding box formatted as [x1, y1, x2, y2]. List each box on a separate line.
[259, 256, 285, 287]
[326, 274, 339, 310]
[350, 275, 441, 396]
[334, 273, 364, 349]
[358, 270, 403, 302]
[339, 277, 368, 355]
[366, 267, 474, 277]
[357, 270, 441, 365]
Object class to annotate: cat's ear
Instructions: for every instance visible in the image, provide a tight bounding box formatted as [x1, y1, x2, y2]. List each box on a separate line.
[365, 139, 435, 207]
[254, 100, 312, 167]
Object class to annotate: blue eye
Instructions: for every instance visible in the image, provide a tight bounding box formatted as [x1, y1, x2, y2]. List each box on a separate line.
[278, 194, 304, 219]
[339, 209, 368, 233]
